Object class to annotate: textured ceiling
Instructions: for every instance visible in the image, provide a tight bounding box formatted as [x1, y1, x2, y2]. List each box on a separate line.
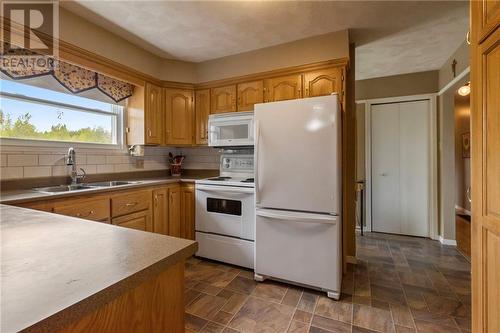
[63, 1, 469, 80]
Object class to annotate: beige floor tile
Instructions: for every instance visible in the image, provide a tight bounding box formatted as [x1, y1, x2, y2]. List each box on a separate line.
[186, 313, 208, 332]
[296, 291, 318, 313]
[252, 281, 288, 302]
[187, 294, 228, 319]
[287, 320, 309, 333]
[229, 296, 294, 333]
[282, 288, 303, 307]
[314, 296, 352, 323]
[201, 322, 225, 333]
[226, 276, 258, 294]
[311, 315, 351, 333]
[352, 304, 395, 333]
[390, 304, 414, 328]
[222, 292, 248, 314]
[292, 309, 312, 323]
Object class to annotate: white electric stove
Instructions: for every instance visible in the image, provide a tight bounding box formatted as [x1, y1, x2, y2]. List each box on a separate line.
[195, 154, 255, 268]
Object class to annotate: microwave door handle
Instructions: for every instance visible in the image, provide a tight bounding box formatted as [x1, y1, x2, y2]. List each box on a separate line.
[255, 120, 260, 204]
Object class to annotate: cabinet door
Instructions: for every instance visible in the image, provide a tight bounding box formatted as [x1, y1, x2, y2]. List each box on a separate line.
[473, 0, 500, 41]
[181, 184, 195, 240]
[237, 81, 263, 111]
[144, 83, 163, 145]
[112, 210, 152, 232]
[470, 8, 499, 332]
[165, 89, 194, 145]
[304, 68, 343, 98]
[195, 89, 210, 145]
[265, 74, 302, 102]
[153, 188, 169, 235]
[168, 185, 181, 237]
[211, 85, 236, 113]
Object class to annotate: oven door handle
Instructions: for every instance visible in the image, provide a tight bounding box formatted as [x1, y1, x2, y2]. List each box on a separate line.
[196, 184, 254, 194]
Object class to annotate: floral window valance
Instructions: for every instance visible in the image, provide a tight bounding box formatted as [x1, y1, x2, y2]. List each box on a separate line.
[1, 44, 134, 102]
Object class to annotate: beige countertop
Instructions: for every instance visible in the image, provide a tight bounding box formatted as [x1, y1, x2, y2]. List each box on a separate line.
[0, 204, 197, 333]
[0, 176, 202, 205]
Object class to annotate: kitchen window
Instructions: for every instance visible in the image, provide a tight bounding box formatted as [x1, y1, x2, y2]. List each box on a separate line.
[0, 79, 124, 147]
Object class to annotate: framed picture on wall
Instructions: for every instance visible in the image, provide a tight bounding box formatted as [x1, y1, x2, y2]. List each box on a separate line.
[462, 132, 471, 158]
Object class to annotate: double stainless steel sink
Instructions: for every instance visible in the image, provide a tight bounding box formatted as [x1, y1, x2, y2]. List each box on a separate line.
[33, 181, 141, 194]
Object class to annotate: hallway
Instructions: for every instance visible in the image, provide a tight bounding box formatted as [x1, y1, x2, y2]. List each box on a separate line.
[185, 233, 471, 333]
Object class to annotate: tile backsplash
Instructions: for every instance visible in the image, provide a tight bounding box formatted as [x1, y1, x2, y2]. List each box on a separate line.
[0, 145, 221, 180]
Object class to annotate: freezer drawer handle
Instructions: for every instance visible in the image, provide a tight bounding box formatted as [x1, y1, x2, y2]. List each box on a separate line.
[256, 210, 338, 225]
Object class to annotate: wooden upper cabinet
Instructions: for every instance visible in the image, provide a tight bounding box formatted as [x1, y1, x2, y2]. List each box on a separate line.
[195, 89, 210, 145]
[304, 68, 343, 98]
[165, 88, 194, 145]
[237, 81, 264, 111]
[144, 83, 163, 145]
[265, 74, 302, 102]
[211, 85, 236, 113]
[473, 0, 500, 41]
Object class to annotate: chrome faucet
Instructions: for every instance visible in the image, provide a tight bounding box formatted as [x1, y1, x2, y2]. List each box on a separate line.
[66, 147, 86, 184]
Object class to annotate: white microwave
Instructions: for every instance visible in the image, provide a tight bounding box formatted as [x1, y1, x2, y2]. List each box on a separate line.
[208, 112, 254, 147]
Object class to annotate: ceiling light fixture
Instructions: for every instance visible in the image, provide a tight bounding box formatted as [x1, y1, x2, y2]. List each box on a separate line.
[458, 82, 470, 96]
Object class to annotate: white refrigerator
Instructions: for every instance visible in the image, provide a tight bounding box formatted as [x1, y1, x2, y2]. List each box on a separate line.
[254, 94, 342, 299]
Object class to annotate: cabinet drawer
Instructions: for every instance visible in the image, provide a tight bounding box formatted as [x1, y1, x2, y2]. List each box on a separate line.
[112, 210, 152, 232]
[54, 198, 110, 222]
[111, 190, 152, 217]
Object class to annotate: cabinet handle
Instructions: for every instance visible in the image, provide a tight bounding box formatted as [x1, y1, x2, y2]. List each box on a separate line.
[77, 210, 94, 218]
[125, 202, 138, 207]
[305, 88, 309, 97]
[154, 195, 158, 206]
[148, 129, 152, 137]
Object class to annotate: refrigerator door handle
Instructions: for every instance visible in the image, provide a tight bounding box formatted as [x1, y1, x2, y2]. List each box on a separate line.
[255, 120, 261, 204]
[256, 209, 338, 225]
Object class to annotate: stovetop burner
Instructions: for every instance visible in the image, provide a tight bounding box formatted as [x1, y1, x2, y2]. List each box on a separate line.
[241, 178, 254, 183]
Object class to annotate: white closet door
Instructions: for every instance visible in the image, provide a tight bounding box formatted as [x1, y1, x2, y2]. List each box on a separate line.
[372, 103, 401, 234]
[399, 101, 430, 237]
[371, 100, 430, 237]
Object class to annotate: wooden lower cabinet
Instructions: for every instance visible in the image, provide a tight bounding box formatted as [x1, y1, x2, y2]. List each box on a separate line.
[153, 188, 169, 235]
[16, 200, 53, 212]
[168, 185, 182, 237]
[59, 261, 185, 332]
[112, 210, 152, 232]
[54, 198, 110, 223]
[181, 184, 195, 240]
[11, 182, 196, 239]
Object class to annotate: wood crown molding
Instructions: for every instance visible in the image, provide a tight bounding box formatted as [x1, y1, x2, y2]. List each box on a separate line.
[2, 18, 350, 90]
[193, 58, 349, 89]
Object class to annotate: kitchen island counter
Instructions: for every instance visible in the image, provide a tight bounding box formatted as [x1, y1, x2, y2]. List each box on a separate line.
[1, 204, 197, 333]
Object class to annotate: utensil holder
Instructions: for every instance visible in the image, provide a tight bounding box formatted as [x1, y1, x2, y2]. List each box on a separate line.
[170, 163, 182, 176]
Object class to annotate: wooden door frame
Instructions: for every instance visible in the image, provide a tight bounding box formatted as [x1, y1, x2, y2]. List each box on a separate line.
[357, 94, 438, 240]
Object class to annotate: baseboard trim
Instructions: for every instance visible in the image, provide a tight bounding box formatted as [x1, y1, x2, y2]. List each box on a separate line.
[439, 236, 457, 246]
[345, 256, 358, 264]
